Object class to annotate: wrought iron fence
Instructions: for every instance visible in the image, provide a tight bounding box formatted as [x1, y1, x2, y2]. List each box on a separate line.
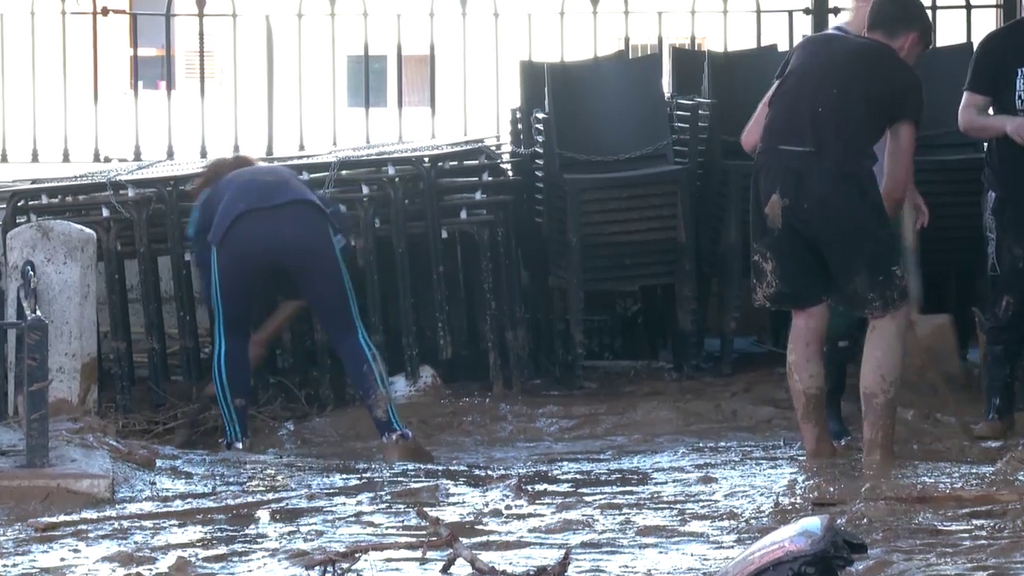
[0, 0, 1014, 165]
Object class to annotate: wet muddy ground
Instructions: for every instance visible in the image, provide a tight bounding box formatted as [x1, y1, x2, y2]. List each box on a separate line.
[1, 363, 1023, 576]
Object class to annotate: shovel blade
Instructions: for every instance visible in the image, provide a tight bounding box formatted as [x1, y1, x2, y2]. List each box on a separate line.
[903, 313, 975, 438]
[905, 313, 966, 390]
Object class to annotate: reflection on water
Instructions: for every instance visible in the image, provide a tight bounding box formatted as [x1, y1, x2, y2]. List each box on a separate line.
[1, 434, 1021, 576]
[0, 373, 1022, 576]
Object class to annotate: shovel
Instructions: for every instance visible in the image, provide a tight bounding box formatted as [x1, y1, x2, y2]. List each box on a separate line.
[901, 204, 974, 438]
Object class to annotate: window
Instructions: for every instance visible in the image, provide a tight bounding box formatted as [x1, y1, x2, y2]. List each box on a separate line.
[347, 55, 388, 108]
[621, 37, 707, 57]
[402, 54, 430, 108]
[128, 0, 174, 91]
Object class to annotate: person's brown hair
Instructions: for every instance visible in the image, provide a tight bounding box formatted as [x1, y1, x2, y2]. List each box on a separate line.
[189, 155, 259, 200]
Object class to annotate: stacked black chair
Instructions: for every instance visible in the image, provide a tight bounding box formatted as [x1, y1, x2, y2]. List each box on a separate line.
[533, 53, 700, 386]
[912, 41, 985, 351]
[670, 46, 715, 370]
[509, 51, 627, 376]
[1, 140, 518, 417]
[707, 45, 787, 373]
[670, 44, 786, 373]
[425, 155, 524, 395]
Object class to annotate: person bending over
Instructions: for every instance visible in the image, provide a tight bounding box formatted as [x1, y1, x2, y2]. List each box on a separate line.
[187, 156, 434, 463]
[739, 0, 932, 462]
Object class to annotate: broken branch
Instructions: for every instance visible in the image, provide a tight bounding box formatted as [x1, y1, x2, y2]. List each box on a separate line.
[415, 506, 572, 576]
[302, 538, 449, 572]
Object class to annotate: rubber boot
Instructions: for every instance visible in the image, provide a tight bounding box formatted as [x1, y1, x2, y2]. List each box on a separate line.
[973, 343, 1016, 440]
[825, 339, 852, 443]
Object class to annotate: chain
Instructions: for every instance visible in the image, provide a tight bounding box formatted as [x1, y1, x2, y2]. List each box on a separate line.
[557, 136, 675, 162]
[103, 160, 165, 220]
[508, 142, 540, 155]
[18, 261, 38, 317]
[321, 155, 343, 196]
[507, 136, 676, 161]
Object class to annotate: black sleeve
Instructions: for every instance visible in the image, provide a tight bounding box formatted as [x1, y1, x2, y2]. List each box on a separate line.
[773, 49, 794, 81]
[885, 66, 924, 129]
[963, 32, 999, 97]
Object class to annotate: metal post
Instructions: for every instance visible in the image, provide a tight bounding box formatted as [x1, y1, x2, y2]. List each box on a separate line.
[14, 260, 49, 469]
[811, 0, 829, 34]
[1004, 0, 1019, 24]
[23, 314, 49, 469]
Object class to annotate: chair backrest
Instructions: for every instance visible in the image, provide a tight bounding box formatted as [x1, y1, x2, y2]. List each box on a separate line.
[545, 52, 670, 166]
[669, 46, 709, 98]
[915, 41, 974, 137]
[519, 51, 627, 119]
[706, 45, 785, 142]
[519, 51, 627, 149]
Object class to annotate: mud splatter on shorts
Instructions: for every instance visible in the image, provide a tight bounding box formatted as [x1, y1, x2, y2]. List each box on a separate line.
[749, 149, 907, 317]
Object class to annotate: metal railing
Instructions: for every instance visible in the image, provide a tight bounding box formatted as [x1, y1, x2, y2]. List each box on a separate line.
[0, 0, 1014, 165]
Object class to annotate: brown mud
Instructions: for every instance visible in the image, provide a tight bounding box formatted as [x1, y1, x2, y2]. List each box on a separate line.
[1, 364, 1023, 575]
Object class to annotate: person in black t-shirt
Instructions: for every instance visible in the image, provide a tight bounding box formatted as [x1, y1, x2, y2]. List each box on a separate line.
[739, 0, 932, 463]
[821, 0, 878, 447]
[819, 0, 931, 447]
[958, 17, 1024, 440]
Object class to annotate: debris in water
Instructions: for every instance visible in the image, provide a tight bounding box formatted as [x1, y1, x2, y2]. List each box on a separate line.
[389, 365, 446, 402]
[301, 538, 449, 575]
[415, 506, 572, 576]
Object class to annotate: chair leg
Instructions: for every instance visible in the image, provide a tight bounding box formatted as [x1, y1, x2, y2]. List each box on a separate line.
[719, 168, 742, 376]
[476, 228, 504, 396]
[496, 222, 523, 394]
[361, 209, 385, 355]
[567, 189, 585, 388]
[389, 187, 419, 381]
[103, 224, 136, 414]
[674, 180, 698, 377]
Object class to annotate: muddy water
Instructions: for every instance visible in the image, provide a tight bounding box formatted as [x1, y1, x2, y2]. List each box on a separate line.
[1, 368, 1023, 575]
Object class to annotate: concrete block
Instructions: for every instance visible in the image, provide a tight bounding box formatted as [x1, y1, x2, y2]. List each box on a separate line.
[0, 424, 113, 501]
[6, 221, 99, 416]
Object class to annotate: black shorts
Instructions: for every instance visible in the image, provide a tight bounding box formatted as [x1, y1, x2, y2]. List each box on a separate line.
[749, 150, 907, 317]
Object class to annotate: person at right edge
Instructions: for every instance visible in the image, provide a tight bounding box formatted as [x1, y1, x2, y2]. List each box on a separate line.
[739, 0, 932, 462]
[957, 16, 1024, 440]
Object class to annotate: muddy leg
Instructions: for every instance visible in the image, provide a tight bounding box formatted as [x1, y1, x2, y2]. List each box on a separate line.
[859, 305, 909, 462]
[787, 302, 835, 460]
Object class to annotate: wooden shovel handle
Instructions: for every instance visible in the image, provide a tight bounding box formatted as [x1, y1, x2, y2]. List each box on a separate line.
[901, 203, 923, 313]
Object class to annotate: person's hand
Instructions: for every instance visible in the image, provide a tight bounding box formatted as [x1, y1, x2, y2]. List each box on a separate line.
[249, 335, 268, 369]
[1006, 117, 1024, 146]
[907, 185, 929, 230]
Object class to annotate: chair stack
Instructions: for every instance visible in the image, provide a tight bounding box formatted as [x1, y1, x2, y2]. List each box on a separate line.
[530, 53, 700, 386]
[0, 140, 524, 417]
[912, 41, 985, 349]
[670, 44, 787, 373]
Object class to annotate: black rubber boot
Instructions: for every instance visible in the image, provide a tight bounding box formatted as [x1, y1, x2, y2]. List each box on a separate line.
[974, 343, 1016, 440]
[825, 339, 852, 443]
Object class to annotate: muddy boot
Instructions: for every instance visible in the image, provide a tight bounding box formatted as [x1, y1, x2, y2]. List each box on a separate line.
[973, 344, 1016, 440]
[825, 342, 851, 443]
[222, 438, 252, 453]
[382, 431, 435, 464]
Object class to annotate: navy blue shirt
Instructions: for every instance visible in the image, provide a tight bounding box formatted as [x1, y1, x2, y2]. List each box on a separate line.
[186, 165, 328, 308]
